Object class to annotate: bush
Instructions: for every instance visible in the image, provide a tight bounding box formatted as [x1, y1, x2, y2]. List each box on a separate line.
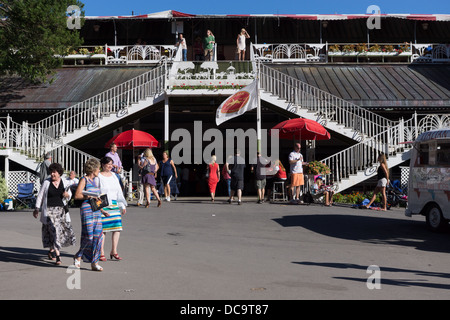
[0, 172, 9, 200]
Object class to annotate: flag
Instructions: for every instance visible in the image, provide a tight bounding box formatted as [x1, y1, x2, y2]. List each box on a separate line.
[216, 80, 259, 126]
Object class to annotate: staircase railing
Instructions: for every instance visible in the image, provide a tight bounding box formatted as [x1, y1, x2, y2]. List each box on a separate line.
[258, 63, 396, 141]
[320, 117, 415, 187]
[2, 117, 98, 176]
[28, 64, 168, 141]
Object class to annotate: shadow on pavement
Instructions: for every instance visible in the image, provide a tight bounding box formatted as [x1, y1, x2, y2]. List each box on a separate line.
[294, 261, 450, 291]
[0, 246, 72, 268]
[273, 214, 450, 253]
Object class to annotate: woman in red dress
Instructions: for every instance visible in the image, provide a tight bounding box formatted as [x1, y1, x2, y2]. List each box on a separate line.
[207, 155, 220, 202]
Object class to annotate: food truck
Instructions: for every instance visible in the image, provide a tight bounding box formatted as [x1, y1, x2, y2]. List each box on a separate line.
[405, 128, 450, 231]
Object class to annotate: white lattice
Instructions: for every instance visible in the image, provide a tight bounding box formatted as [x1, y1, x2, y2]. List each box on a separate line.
[7, 171, 40, 197]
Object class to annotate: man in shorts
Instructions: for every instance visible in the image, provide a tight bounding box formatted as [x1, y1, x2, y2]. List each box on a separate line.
[253, 152, 269, 203]
[289, 143, 306, 203]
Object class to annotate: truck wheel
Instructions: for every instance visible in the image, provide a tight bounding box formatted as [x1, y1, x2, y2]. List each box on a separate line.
[425, 204, 447, 232]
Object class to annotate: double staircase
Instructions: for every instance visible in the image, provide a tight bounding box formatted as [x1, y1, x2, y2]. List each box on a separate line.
[0, 59, 431, 194]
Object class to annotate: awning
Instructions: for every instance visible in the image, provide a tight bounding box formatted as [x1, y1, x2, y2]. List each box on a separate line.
[84, 11, 450, 21]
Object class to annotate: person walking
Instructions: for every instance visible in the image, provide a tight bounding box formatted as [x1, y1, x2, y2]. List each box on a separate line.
[73, 159, 104, 271]
[139, 148, 162, 208]
[159, 151, 178, 202]
[289, 143, 306, 203]
[252, 152, 268, 203]
[222, 161, 231, 198]
[236, 28, 250, 61]
[33, 163, 76, 265]
[206, 155, 220, 202]
[38, 153, 52, 184]
[203, 30, 215, 61]
[227, 149, 246, 205]
[98, 157, 127, 261]
[365, 153, 390, 211]
[105, 142, 124, 190]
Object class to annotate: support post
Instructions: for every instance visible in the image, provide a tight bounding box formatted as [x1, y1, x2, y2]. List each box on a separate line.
[164, 95, 169, 152]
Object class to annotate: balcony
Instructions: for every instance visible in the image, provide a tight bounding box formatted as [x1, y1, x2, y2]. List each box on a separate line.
[250, 42, 450, 64]
[61, 44, 177, 65]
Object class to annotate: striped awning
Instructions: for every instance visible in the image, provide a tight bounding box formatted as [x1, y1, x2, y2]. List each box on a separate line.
[85, 11, 450, 21]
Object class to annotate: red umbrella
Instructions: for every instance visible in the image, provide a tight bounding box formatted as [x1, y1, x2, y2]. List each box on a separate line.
[105, 129, 159, 150]
[271, 118, 331, 140]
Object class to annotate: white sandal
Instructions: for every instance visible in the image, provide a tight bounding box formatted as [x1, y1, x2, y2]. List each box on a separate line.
[91, 263, 103, 272]
[74, 257, 81, 268]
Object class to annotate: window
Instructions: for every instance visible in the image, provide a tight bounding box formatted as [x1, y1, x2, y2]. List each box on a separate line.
[436, 142, 450, 166]
[417, 143, 429, 166]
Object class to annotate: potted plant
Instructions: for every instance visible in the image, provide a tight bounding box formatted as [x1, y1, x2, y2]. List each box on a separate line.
[342, 44, 356, 54]
[328, 44, 341, 53]
[304, 161, 331, 175]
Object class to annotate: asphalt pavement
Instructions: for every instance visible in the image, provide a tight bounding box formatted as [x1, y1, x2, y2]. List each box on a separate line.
[1, 197, 450, 301]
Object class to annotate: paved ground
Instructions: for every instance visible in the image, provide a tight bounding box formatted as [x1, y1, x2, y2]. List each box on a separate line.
[1, 197, 450, 301]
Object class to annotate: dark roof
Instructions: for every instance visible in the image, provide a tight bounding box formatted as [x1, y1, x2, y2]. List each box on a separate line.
[271, 64, 450, 110]
[0, 67, 151, 112]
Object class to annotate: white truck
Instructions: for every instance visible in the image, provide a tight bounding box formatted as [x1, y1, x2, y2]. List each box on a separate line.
[405, 127, 450, 231]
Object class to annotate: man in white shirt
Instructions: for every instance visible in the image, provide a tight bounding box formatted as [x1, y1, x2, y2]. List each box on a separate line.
[289, 143, 306, 202]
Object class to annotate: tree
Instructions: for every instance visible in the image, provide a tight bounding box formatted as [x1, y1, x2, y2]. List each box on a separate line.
[0, 0, 85, 83]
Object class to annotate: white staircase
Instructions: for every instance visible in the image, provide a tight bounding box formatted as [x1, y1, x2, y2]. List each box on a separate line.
[0, 117, 95, 175]
[321, 118, 415, 192]
[256, 63, 417, 191]
[28, 64, 167, 145]
[0, 59, 441, 194]
[258, 63, 396, 143]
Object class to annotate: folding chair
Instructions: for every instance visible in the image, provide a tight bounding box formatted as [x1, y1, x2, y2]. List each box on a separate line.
[14, 183, 36, 209]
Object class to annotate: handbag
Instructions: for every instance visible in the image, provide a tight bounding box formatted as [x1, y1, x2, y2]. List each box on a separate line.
[89, 194, 109, 212]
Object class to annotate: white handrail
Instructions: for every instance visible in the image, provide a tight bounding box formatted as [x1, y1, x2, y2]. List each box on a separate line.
[3, 118, 98, 176]
[319, 117, 415, 185]
[28, 64, 167, 140]
[258, 64, 396, 140]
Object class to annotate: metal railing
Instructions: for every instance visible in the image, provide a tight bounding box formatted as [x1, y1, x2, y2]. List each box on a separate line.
[28, 64, 167, 141]
[321, 118, 412, 184]
[258, 63, 396, 141]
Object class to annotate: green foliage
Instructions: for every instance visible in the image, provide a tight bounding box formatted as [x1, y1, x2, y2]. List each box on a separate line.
[0, 172, 9, 200]
[333, 191, 381, 204]
[303, 161, 331, 175]
[0, 0, 85, 83]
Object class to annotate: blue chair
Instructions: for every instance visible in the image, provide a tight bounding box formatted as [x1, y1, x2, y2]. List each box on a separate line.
[14, 183, 36, 209]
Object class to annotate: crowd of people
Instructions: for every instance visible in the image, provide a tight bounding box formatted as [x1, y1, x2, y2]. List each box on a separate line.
[33, 142, 388, 271]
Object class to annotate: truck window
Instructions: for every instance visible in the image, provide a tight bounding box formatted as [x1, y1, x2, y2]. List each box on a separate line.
[436, 142, 450, 166]
[417, 143, 429, 165]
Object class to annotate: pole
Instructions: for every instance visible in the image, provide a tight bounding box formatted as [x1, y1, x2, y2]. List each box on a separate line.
[256, 60, 262, 154]
[164, 94, 169, 152]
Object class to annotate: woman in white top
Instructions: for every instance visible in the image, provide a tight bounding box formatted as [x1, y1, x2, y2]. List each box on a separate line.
[98, 156, 127, 261]
[236, 28, 250, 61]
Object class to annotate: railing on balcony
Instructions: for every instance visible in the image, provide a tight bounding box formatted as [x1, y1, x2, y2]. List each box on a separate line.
[61, 44, 177, 65]
[251, 42, 450, 64]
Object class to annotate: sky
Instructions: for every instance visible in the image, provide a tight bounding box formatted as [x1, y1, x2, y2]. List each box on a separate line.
[80, 0, 450, 17]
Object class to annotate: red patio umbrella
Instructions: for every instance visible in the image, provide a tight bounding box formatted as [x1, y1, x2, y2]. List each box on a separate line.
[271, 118, 331, 140]
[105, 129, 159, 150]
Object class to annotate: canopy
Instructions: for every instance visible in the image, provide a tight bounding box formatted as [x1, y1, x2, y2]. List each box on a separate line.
[271, 118, 331, 140]
[105, 129, 159, 150]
